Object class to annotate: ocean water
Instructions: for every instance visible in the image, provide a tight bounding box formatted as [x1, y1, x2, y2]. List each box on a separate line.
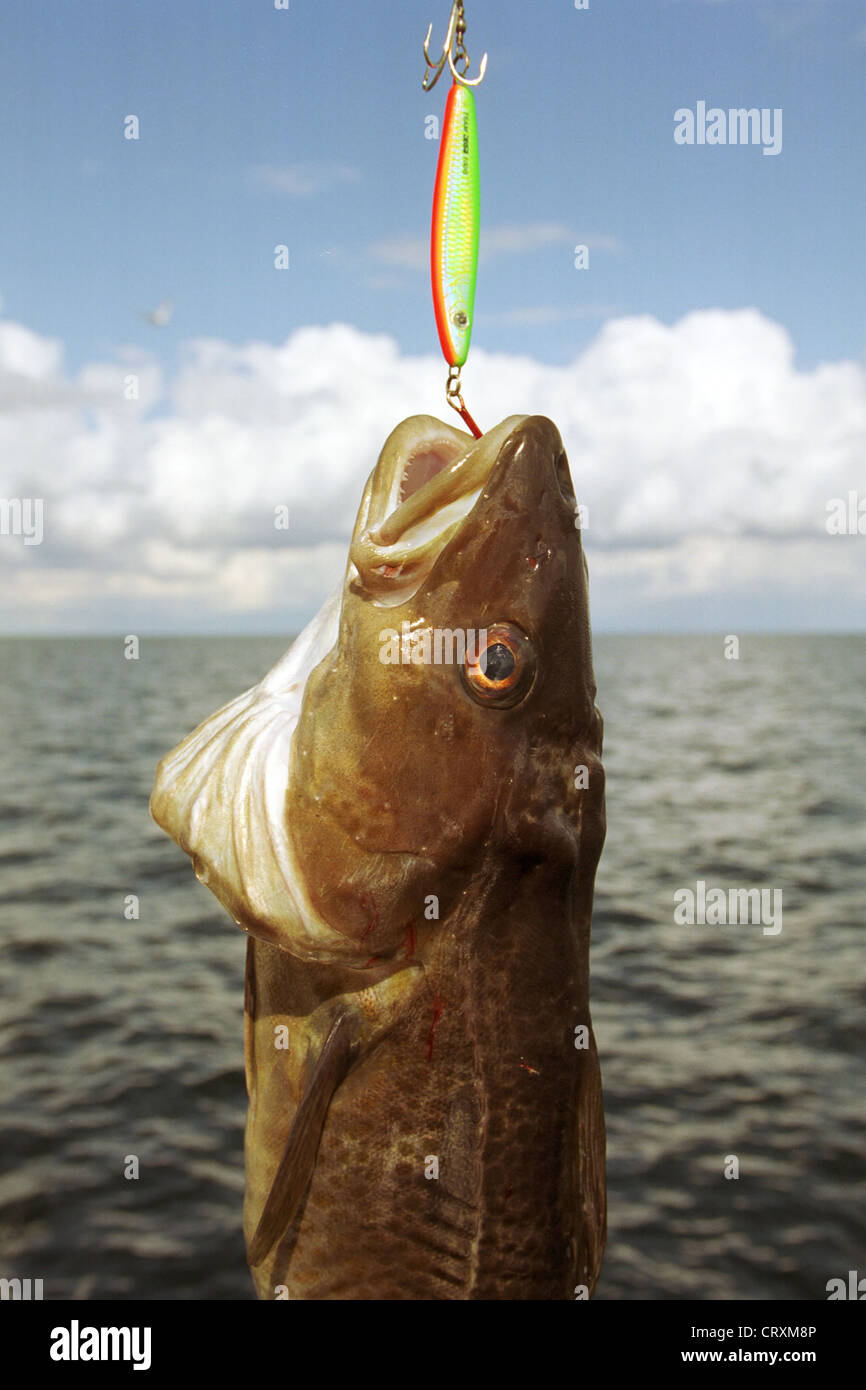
[0, 634, 863, 1301]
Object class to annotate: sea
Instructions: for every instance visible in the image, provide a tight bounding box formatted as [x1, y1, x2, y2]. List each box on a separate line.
[0, 634, 863, 1300]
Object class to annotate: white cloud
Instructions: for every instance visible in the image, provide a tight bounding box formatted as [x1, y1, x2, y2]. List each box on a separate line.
[482, 222, 570, 256]
[368, 236, 427, 271]
[0, 321, 63, 379]
[483, 225, 620, 258]
[370, 223, 620, 271]
[251, 163, 361, 197]
[0, 307, 863, 631]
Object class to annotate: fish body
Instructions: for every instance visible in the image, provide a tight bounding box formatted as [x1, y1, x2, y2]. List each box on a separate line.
[431, 82, 480, 367]
[151, 413, 606, 1300]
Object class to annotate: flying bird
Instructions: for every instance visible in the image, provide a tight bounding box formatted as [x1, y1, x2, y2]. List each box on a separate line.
[140, 297, 174, 328]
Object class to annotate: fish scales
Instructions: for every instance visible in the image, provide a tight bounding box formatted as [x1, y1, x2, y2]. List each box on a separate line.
[248, 892, 576, 1300]
[152, 413, 606, 1300]
[246, 934, 482, 1299]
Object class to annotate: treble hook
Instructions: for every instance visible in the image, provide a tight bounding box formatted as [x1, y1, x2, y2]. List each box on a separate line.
[422, 1, 488, 91]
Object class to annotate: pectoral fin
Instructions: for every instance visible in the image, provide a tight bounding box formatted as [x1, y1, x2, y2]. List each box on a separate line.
[248, 1008, 355, 1268]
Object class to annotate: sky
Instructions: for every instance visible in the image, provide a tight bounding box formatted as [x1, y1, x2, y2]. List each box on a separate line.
[0, 0, 864, 633]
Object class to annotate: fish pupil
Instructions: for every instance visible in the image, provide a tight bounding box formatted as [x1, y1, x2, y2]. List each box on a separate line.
[481, 643, 515, 681]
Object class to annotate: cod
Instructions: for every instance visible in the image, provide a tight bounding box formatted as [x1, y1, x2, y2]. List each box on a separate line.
[151, 413, 606, 1300]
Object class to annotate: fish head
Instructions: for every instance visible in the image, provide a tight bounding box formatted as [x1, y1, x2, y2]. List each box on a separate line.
[288, 412, 605, 960]
[151, 413, 603, 968]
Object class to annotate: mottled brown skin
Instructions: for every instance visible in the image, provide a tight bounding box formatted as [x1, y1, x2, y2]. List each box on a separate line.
[244, 417, 606, 1299]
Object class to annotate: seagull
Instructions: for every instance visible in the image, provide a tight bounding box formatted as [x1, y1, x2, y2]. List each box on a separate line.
[141, 297, 174, 328]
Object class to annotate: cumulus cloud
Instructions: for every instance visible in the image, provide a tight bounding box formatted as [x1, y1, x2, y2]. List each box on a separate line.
[0, 307, 863, 632]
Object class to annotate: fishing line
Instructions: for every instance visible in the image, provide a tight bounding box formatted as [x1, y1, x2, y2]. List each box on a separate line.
[422, 1, 487, 438]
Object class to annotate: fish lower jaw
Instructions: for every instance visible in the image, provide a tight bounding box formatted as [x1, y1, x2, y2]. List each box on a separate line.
[348, 509, 471, 605]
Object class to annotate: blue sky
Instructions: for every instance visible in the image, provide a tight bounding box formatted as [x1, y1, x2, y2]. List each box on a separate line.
[2, 0, 864, 374]
[0, 0, 864, 632]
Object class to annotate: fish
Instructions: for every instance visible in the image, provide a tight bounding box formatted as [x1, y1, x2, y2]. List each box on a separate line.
[150, 412, 607, 1300]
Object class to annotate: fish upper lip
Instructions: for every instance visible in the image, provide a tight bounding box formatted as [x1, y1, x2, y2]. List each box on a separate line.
[369, 415, 528, 547]
[348, 415, 530, 603]
[370, 438, 485, 546]
[366, 411, 525, 530]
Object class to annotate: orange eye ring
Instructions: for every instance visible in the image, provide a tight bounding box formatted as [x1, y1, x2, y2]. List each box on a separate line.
[460, 622, 536, 708]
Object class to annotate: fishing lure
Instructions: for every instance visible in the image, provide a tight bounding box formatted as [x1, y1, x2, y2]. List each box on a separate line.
[423, 1, 487, 438]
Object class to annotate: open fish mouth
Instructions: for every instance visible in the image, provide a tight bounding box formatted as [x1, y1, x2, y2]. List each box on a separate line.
[349, 414, 527, 604]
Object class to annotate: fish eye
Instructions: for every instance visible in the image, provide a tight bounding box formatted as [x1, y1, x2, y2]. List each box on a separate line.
[461, 622, 536, 708]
